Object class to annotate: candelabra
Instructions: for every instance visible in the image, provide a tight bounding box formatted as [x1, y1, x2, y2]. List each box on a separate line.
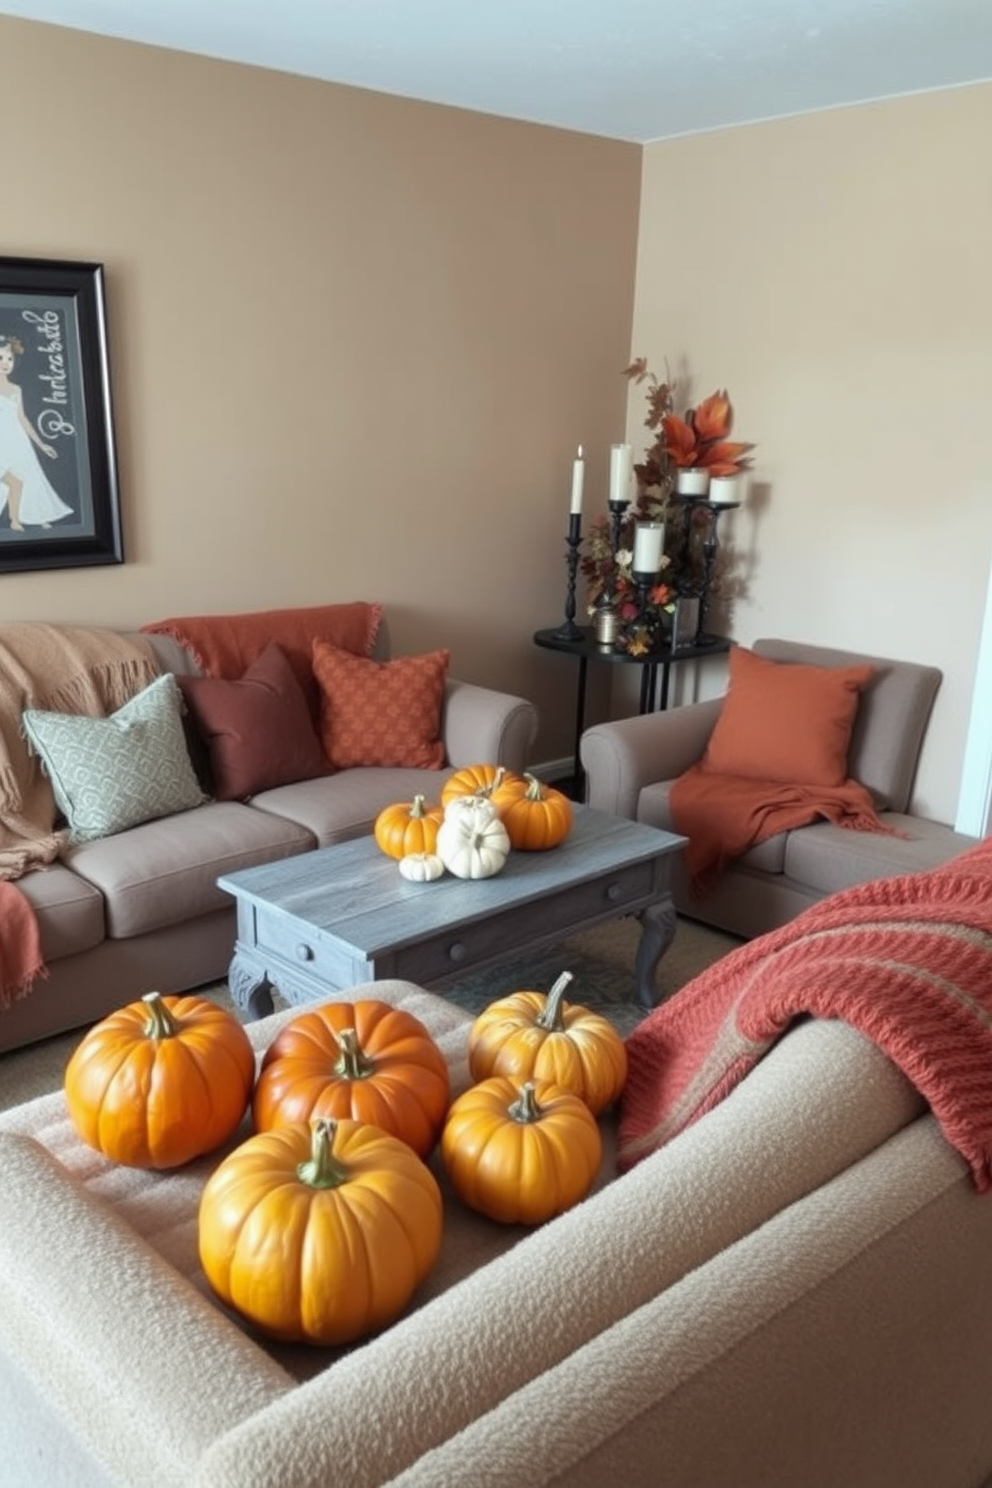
[551, 513, 583, 642]
[607, 498, 629, 557]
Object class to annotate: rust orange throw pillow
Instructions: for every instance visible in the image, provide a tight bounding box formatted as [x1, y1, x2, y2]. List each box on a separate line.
[312, 641, 450, 770]
[703, 646, 875, 787]
[179, 642, 330, 799]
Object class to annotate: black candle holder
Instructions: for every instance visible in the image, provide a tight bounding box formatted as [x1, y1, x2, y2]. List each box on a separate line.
[551, 512, 583, 641]
[608, 498, 629, 557]
[696, 500, 740, 643]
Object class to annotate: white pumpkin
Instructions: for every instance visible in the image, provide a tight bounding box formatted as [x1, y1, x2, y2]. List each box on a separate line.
[398, 852, 446, 882]
[436, 797, 510, 880]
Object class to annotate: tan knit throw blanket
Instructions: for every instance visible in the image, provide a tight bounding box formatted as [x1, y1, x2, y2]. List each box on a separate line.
[0, 624, 159, 881]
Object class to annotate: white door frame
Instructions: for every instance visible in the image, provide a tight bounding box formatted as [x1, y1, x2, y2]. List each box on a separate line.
[955, 560, 992, 837]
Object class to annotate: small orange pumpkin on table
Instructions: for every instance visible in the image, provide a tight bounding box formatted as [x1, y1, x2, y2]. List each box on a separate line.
[468, 971, 627, 1116]
[373, 794, 444, 860]
[252, 998, 451, 1160]
[63, 990, 255, 1169]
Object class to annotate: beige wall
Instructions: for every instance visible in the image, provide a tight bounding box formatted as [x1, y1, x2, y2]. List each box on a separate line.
[0, 17, 641, 768]
[632, 85, 992, 824]
[3, 16, 988, 824]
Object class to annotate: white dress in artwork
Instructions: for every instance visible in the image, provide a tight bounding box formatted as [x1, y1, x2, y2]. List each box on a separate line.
[0, 385, 73, 526]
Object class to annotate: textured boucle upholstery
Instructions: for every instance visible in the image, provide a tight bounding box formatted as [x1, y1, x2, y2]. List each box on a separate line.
[0, 968, 968, 1488]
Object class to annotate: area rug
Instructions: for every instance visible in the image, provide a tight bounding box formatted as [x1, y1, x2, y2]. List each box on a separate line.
[0, 915, 742, 1113]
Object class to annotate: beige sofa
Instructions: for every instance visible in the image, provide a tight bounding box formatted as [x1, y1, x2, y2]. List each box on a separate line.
[2, 977, 992, 1488]
[1, 615, 537, 1053]
[581, 637, 977, 939]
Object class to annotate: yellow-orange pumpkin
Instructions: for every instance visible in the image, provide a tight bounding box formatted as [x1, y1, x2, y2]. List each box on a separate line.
[440, 1076, 601, 1224]
[252, 999, 450, 1158]
[467, 972, 627, 1116]
[373, 794, 444, 860]
[199, 1117, 443, 1344]
[64, 990, 255, 1169]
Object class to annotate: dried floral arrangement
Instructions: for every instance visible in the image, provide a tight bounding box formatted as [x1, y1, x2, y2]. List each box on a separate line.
[579, 357, 755, 653]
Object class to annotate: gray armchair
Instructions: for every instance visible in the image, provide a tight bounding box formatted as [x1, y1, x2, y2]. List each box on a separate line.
[580, 638, 977, 939]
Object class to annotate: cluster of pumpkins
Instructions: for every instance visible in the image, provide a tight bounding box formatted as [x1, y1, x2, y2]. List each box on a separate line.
[62, 968, 627, 1349]
[374, 763, 573, 881]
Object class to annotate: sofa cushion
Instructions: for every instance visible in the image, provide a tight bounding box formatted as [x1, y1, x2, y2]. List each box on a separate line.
[249, 766, 455, 848]
[22, 674, 208, 842]
[64, 801, 314, 938]
[702, 646, 874, 788]
[14, 864, 105, 961]
[178, 643, 330, 801]
[782, 812, 978, 897]
[312, 642, 449, 770]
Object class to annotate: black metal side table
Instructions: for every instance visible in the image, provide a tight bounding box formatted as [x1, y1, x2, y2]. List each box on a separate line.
[533, 626, 731, 787]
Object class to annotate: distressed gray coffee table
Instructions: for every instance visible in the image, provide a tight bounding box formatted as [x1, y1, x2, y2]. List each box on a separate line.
[217, 805, 686, 1019]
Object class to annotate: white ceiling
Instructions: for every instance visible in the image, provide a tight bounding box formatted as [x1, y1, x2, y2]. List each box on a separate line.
[3, 0, 992, 142]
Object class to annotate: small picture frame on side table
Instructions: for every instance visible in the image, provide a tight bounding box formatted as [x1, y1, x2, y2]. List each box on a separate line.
[0, 256, 123, 574]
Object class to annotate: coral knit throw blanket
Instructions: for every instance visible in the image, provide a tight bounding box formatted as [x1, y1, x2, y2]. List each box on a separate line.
[618, 837, 992, 1190]
[0, 624, 159, 1005]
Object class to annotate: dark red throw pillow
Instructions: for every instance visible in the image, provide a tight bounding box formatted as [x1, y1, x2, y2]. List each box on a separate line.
[179, 642, 330, 800]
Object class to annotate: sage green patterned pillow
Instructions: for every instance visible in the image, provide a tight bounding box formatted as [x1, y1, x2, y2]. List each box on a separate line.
[23, 673, 208, 842]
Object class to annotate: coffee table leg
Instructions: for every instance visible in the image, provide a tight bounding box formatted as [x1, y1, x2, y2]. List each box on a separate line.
[634, 897, 678, 1009]
[228, 951, 275, 1021]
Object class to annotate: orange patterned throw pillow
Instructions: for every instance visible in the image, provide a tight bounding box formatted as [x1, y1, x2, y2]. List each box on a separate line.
[312, 641, 450, 770]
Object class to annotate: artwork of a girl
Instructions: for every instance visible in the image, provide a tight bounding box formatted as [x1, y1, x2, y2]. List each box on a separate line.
[0, 332, 73, 531]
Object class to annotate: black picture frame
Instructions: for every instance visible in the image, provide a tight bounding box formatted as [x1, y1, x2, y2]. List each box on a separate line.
[0, 257, 122, 573]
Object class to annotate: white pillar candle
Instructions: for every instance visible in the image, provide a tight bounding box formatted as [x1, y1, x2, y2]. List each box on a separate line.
[633, 521, 664, 574]
[709, 473, 741, 504]
[570, 445, 585, 515]
[609, 443, 632, 505]
[676, 467, 710, 496]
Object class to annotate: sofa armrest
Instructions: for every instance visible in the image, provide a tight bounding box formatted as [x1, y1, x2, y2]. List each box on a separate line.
[442, 680, 538, 773]
[580, 698, 723, 819]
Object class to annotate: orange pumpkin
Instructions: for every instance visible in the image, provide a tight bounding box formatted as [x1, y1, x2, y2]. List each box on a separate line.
[439, 763, 526, 810]
[64, 990, 255, 1169]
[468, 972, 627, 1116]
[252, 999, 450, 1158]
[199, 1117, 443, 1344]
[374, 794, 444, 860]
[497, 773, 573, 850]
[440, 1077, 601, 1224]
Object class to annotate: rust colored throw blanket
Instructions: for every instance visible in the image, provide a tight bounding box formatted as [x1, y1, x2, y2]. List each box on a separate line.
[0, 881, 44, 1007]
[141, 602, 382, 714]
[618, 837, 992, 1189]
[669, 764, 889, 893]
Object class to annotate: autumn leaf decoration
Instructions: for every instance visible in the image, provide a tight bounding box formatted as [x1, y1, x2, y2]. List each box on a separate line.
[624, 357, 755, 487]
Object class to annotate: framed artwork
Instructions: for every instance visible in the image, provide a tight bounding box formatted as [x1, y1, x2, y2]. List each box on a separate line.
[0, 256, 123, 574]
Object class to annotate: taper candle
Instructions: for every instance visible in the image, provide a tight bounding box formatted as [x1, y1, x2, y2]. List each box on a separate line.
[609, 443, 632, 505]
[570, 445, 585, 515]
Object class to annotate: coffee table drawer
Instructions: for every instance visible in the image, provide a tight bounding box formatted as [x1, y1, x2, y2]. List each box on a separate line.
[252, 903, 360, 989]
[392, 858, 659, 986]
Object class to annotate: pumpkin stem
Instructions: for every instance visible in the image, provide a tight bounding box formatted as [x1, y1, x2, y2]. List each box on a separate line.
[507, 1081, 544, 1124]
[333, 1027, 376, 1081]
[479, 767, 506, 798]
[297, 1118, 351, 1189]
[523, 773, 546, 801]
[409, 795, 428, 818]
[536, 972, 573, 1032]
[141, 991, 180, 1040]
